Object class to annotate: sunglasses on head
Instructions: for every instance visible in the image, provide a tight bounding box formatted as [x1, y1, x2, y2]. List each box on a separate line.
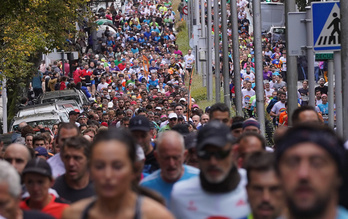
[197, 148, 231, 160]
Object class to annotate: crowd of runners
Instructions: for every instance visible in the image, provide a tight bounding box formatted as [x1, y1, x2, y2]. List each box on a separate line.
[0, 0, 347, 218]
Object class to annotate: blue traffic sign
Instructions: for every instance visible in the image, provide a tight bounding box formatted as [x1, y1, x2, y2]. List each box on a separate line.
[312, 1, 341, 51]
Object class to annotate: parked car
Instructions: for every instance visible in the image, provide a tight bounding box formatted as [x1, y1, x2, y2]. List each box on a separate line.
[11, 111, 69, 132]
[38, 89, 89, 107]
[267, 26, 286, 44]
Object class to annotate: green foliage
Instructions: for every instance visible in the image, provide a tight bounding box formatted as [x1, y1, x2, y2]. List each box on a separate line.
[0, 0, 91, 127]
[295, 0, 321, 11]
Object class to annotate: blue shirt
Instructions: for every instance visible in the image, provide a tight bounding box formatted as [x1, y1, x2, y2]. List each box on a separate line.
[32, 71, 43, 88]
[140, 165, 199, 205]
[337, 206, 348, 219]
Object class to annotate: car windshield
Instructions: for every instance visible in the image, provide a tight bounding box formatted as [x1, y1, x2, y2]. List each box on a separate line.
[42, 95, 82, 105]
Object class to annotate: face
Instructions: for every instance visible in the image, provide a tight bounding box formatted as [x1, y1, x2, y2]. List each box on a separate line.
[61, 147, 88, 182]
[211, 111, 230, 126]
[280, 94, 286, 103]
[0, 183, 18, 219]
[315, 92, 321, 99]
[243, 126, 260, 133]
[156, 138, 186, 183]
[175, 106, 183, 115]
[238, 136, 264, 167]
[279, 143, 341, 218]
[247, 170, 284, 219]
[199, 144, 234, 183]
[4, 145, 29, 174]
[132, 130, 151, 153]
[169, 117, 178, 127]
[231, 128, 243, 138]
[321, 96, 327, 104]
[201, 114, 209, 125]
[192, 115, 200, 127]
[56, 128, 79, 153]
[23, 173, 52, 203]
[34, 140, 46, 148]
[25, 136, 33, 148]
[90, 140, 134, 198]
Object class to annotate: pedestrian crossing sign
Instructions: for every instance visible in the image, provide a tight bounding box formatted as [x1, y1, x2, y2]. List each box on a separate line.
[312, 1, 341, 51]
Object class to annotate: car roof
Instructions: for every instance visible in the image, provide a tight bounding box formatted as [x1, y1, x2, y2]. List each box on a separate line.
[40, 89, 80, 99]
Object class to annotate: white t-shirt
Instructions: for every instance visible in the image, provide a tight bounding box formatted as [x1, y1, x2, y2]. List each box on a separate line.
[170, 169, 250, 219]
[184, 54, 195, 69]
[271, 101, 286, 116]
[242, 72, 255, 82]
[242, 89, 255, 108]
[265, 88, 274, 99]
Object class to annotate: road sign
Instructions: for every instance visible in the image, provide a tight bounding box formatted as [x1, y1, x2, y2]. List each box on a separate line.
[287, 12, 307, 56]
[312, 1, 341, 51]
[183, 6, 188, 15]
[315, 53, 334, 61]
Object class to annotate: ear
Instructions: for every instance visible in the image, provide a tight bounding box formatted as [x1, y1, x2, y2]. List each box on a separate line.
[183, 149, 188, 160]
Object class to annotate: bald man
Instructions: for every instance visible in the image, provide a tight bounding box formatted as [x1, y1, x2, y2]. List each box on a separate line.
[140, 131, 199, 204]
[3, 143, 32, 174]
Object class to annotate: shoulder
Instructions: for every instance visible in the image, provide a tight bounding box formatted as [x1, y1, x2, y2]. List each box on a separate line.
[140, 169, 161, 185]
[184, 165, 200, 175]
[61, 197, 94, 219]
[142, 197, 174, 219]
[172, 176, 199, 194]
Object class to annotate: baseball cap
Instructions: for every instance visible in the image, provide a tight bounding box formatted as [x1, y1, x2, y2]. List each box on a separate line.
[192, 104, 199, 108]
[129, 116, 151, 132]
[22, 158, 52, 178]
[69, 110, 80, 116]
[168, 113, 178, 119]
[179, 98, 186, 102]
[155, 106, 162, 110]
[78, 114, 88, 120]
[196, 121, 235, 151]
[35, 147, 49, 157]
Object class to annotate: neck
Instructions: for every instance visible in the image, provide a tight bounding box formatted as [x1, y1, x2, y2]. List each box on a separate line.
[28, 194, 52, 210]
[200, 165, 240, 193]
[161, 165, 185, 183]
[96, 190, 136, 214]
[65, 173, 90, 190]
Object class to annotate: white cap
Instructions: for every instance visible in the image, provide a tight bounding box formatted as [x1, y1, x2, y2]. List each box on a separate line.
[155, 107, 162, 110]
[108, 102, 114, 108]
[168, 113, 178, 119]
[179, 98, 186, 102]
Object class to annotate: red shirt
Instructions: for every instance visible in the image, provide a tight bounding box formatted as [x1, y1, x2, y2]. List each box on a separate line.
[20, 194, 69, 219]
[118, 63, 126, 71]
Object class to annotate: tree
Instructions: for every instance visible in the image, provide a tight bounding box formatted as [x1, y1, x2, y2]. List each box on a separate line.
[295, 0, 321, 11]
[0, 0, 92, 126]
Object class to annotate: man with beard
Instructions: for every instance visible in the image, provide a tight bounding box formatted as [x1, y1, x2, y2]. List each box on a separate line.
[170, 121, 250, 218]
[244, 152, 285, 219]
[276, 124, 348, 219]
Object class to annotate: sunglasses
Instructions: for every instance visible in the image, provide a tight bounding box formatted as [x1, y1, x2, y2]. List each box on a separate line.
[169, 118, 177, 121]
[197, 148, 231, 160]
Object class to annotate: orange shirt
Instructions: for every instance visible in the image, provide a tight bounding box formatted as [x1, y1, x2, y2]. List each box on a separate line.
[279, 111, 288, 126]
[20, 194, 69, 219]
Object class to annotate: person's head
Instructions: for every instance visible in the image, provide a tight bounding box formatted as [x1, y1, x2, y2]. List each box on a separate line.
[155, 131, 187, 183]
[25, 134, 34, 148]
[276, 124, 344, 219]
[34, 147, 49, 160]
[209, 103, 231, 126]
[278, 91, 286, 103]
[292, 106, 321, 126]
[321, 94, 328, 104]
[242, 119, 261, 134]
[89, 128, 137, 199]
[200, 113, 209, 125]
[0, 161, 22, 219]
[237, 132, 266, 168]
[319, 78, 325, 86]
[192, 115, 200, 127]
[4, 143, 32, 174]
[196, 121, 236, 184]
[315, 90, 322, 100]
[129, 116, 152, 154]
[230, 116, 245, 138]
[55, 123, 79, 154]
[22, 158, 54, 204]
[32, 135, 46, 149]
[245, 81, 252, 90]
[168, 113, 178, 128]
[174, 104, 184, 116]
[302, 80, 308, 89]
[60, 136, 91, 183]
[246, 152, 284, 219]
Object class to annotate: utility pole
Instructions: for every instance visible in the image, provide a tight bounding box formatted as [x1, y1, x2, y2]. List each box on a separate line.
[2, 78, 7, 133]
[306, 6, 315, 107]
[207, 0, 213, 101]
[285, 0, 298, 126]
[341, 0, 348, 139]
[230, 0, 242, 116]
[214, 0, 221, 102]
[328, 60, 334, 128]
[334, 51, 343, 137]
[252, 0, 265, 136]
[221, 0, 230, 107]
